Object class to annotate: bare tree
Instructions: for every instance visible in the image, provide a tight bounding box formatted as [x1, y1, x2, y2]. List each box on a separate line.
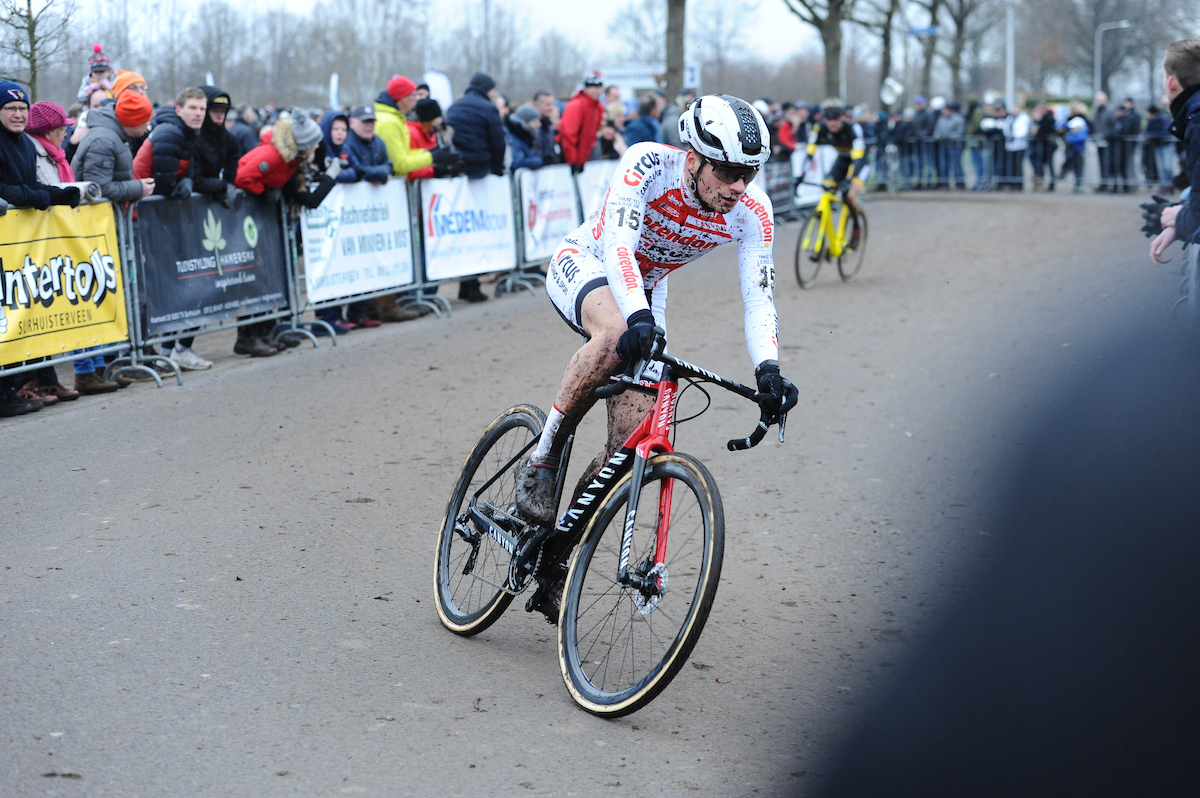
[939, 0, 1000, 100]
[532, 30, 590, 100]
[665, 0, 685, 101]
[0, 0, 75, 100]
[689, 0, 757, 90]
[908, 0, 942, 94]
[609, 0, 667, 63]
[852, 0, 902, 108]
[781, 0, 858, 98]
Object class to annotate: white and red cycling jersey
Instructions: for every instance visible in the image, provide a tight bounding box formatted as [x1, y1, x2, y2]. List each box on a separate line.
[547, 142, 779, 369]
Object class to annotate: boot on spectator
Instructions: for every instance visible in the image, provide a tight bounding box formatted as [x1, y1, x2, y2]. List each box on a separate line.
[234, 326, 278, 357]
[459, 278, 488, 303]
[74, 371, 119, 394]
[377, 293, 421, 322]
[0, 380, 41, 415]
[35, 382, 80, 401]
[18, 380, 58, 406]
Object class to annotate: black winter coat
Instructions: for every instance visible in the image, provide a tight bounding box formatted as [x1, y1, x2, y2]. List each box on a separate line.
[444, 86, 506, 179]
[228, 118, 259, 157]
[1169, 85, 1200, 243]
[193, 116, 239, 196]
[142, 105, 197, 196]
[0, 126, 76, 209]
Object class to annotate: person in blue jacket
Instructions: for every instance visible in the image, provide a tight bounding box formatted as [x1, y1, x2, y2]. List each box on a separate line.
[622, 94, 662, 146]
[444, 72, 506, 180]
[1061, 116, 1090, 193]
[343, 104, 393, 185]
[443, 72, 505, 302]
[506, 105, 544, 171]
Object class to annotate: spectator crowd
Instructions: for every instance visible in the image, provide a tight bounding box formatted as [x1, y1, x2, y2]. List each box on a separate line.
[1, 40, 1196, 419]
[758, 89, 1182, 196]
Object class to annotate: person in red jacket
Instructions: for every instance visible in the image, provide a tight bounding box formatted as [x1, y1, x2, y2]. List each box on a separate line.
[235, 110, 337, 355]
[558, 73, 604, 172]
[405, 98, 464, 181]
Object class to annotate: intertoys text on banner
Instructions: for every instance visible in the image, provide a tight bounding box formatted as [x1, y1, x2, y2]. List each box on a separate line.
[135, 193, 289, 335]
[0, 203, 127, 363]
[420, 175, 516, 281]
[300, 180, 415, 304]
[517, 166, 582, 263]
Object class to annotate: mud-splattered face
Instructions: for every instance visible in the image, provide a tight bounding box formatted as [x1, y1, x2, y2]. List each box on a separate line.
[685, 150, 750, 214]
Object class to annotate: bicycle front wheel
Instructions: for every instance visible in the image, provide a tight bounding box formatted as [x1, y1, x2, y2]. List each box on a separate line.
[794, 210, 825, 289]
[558, 452, 724, 717]
[434, 404, 545, 635]
[837, 209, 868, 282]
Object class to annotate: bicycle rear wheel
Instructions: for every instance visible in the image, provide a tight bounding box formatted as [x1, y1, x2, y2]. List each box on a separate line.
[837, 209, 868, 282]
[434, 404, 545, 635]
[558, 452, 724, 717]
[794, 210, 825, 289]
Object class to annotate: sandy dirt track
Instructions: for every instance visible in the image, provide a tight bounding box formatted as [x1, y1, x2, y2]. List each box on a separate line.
[0, 191, 1177, 797]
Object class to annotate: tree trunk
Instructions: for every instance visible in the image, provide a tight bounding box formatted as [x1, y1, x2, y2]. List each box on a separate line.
[26, 0, 38, 101]
[665, 0, 686, 104]
[949, 27, 965, 101]
[879, 0, 898, 110]
[823, 17, 842, 98]
[919, 0, 942, 96]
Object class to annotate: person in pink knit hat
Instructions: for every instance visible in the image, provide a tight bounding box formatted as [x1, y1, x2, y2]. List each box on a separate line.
[26, 101, 73, 186]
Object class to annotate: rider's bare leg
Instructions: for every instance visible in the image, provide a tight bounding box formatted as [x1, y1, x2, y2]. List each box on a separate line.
[530, 286, 633, 470]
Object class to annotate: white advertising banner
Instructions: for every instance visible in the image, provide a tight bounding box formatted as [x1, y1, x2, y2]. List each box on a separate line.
[300, 180, 414, 303]
[517, 165, 582, 263]
[576, 159, 618, 220]
[792, 145, 841, 208]
[419, 175, 517, 281]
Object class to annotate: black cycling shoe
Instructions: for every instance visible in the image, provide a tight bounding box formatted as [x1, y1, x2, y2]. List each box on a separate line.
[516, 458, 558, 528]
[525, 562, 567, 625]
[848, 218, 862, 251]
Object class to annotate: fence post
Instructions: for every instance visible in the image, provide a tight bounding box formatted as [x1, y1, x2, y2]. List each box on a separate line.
[107, 202, 183, 387]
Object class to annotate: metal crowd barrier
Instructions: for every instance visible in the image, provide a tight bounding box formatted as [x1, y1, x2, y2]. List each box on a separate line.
[858, 134, 1178, 193]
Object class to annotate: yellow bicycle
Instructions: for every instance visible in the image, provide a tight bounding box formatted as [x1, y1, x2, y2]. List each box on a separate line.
[793, 180, 868, 289]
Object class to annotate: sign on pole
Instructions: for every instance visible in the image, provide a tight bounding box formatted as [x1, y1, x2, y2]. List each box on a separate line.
[300, 180, 415, 304]
[575, 160, 618, 220]
[419, 175, 517, 281]
[0, 203, 127, 362]
[517, 165, 581, 262]
[136, 193, 289, 334]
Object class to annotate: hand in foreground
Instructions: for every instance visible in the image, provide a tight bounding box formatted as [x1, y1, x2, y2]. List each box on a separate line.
[1150, 226, 1177, 266]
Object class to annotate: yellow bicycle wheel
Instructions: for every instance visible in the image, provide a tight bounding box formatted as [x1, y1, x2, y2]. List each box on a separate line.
[794, 210, 825, 289]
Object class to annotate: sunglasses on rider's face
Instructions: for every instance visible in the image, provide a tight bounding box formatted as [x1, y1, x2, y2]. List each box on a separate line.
[703, 157, 757, 186]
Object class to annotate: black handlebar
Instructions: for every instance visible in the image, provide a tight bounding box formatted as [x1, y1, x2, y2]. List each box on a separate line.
[594, 327, 787, 450]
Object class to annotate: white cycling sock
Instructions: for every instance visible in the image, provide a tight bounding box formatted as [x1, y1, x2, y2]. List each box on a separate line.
[532, 405, 579, 468]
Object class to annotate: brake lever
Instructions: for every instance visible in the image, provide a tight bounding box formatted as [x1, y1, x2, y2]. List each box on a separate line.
[779, 412, 787, 443]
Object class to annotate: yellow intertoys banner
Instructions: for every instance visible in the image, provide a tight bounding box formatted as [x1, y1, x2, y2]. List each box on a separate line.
[0, 203, 127, 364]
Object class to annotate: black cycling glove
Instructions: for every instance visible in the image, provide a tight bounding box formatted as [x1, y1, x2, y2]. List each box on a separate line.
[1140, 194, 1174, 238]
[616, 309, 658, 366]
[755, 360, 799, 421]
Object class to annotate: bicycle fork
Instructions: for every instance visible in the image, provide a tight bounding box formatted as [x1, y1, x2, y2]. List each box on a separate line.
[616, 383, 677, 600]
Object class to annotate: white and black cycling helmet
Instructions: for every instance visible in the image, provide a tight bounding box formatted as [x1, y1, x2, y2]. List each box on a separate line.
[678, 94, 771, 169]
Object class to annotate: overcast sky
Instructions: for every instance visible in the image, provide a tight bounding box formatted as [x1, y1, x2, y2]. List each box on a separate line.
[247, 0, 820, 63]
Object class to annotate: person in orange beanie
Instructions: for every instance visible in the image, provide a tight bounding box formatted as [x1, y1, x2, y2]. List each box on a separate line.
[70, 91, 154, 203]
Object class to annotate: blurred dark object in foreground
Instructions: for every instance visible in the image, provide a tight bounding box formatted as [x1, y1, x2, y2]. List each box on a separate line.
[819, 324, 1200, 797]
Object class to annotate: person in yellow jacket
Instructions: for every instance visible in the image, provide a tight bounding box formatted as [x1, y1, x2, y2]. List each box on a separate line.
[375, 76, 432, 177]
[370, 75, 430, 322]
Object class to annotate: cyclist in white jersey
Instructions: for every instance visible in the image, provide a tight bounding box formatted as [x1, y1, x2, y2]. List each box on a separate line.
[518, 95, 799, 621]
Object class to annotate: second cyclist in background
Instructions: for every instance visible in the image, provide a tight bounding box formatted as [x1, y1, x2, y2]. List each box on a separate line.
[806, 98, 868, 250]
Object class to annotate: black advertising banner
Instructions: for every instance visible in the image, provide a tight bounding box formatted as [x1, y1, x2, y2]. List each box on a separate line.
[136, 193, 289, 334]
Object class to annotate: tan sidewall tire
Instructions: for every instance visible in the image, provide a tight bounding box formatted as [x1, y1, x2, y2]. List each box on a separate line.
[433, 404, 545, 635]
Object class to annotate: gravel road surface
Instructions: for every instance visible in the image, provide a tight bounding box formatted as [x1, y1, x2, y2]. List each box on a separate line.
[0, 192, 1177, 797]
